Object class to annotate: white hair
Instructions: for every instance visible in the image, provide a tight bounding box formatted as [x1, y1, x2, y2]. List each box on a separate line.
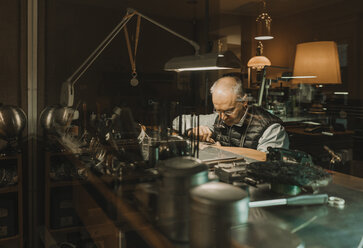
[210, 76, 244, 100]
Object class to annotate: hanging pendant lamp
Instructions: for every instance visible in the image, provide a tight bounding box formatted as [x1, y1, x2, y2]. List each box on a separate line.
[255, 0, 273, 40]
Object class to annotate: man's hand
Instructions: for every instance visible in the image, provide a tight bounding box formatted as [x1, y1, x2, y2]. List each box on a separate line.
[187, 126, 215, 143]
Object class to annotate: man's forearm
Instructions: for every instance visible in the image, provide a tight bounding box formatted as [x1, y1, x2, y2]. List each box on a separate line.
[172, 113, 217, 134]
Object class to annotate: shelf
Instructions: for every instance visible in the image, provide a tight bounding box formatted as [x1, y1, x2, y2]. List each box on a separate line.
[47, 151, 73, 157]
[49, 226, 83, 234]
[0, 185, 18, 193]
[0, 234, 20, 243]
[0, 155, 18, 160]
[50, 180, 84, 188]
[0, 152, 22, 247]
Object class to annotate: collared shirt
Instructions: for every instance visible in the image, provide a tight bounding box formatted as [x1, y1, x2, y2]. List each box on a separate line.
[172, 110, 289, 152]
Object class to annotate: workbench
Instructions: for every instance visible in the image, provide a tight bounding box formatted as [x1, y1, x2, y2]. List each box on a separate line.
[64, 147, 363, 248]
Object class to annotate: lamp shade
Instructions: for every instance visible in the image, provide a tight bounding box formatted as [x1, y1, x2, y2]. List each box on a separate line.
[292, 41, 341, 84]
[164, 50, 241, 72]
[247, 55, 271, 70]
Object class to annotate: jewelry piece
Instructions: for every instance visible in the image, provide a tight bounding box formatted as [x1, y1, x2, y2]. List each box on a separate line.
[130, 72, 139, 87]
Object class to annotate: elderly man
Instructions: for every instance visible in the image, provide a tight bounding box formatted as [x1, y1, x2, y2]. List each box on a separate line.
[173, 76, 289, 152]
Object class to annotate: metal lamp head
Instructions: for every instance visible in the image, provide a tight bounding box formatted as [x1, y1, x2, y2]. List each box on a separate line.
[164, 50, 241, 72]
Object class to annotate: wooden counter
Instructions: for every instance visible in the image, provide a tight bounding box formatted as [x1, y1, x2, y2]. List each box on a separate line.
[329, 170, 363, 192]
[216, 146, 266, 161]
[61, 144, 363, 248]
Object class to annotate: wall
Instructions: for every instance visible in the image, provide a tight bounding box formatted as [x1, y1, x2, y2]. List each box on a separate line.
[0, 0, 27, 109]
[256, 0, 363, 101]
[41, 1, 202, 123]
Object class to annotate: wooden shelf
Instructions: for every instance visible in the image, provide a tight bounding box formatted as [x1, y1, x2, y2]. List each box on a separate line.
[49, 225, 83, 234]
[0, 185, 18, 193]
[0, 155, 17, 160]
[0, 234, 20, 243]
[47, 151, 73, 157]
[0, 152, 22, 247]
[45, 150, 86, 248]
[50, 180, 83, 188]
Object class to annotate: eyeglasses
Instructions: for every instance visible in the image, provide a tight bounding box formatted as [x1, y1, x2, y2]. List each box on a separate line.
[213, 107, 237, 116]
[213, 99, 245, 117]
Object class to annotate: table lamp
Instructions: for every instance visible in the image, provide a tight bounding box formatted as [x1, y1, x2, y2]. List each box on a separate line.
[292, 41, 342, 117]
[247, 41, 271, 89]
[292, 41, 341, 85]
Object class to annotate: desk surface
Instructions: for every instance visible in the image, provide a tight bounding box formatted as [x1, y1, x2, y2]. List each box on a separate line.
[285, 126, 354, 136]
[248, 181, 363, 248]
[330, 170, 363, 192]
[222, 147, 363, 248]
[280, 116, 326, 123]
[65, 145, 363, 248]
[218, 146, 363, 190]
[216, 146, 267, 161]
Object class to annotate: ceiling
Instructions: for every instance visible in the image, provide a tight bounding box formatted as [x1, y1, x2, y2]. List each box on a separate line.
[220, 0, 346, 17]
[64, 0, 350, 48]
[65, 0, 348, 20]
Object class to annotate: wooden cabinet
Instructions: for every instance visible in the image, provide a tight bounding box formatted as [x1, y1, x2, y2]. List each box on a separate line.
[285, 125, 354, 170]
[43, 151, 84, 247]
[0, 153, 23, 247]
[43, 150, 118, 247]
[72, 182, 120, 248]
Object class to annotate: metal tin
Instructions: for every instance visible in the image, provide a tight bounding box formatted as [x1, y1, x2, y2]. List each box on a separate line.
[0, 105, 26, 140]
[190, 182, 249, 248]
[156, 156, 209, 242]
[39, 105, 75, 132]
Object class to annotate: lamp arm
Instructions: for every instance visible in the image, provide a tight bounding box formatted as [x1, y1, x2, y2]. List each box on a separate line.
[61, 8, 201, 107]
[67, 8, 200, 88]
[130, 8, 200, 56]
[67, 9, 136, 86]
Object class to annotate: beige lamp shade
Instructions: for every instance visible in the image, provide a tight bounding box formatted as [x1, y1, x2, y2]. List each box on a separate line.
[247, 55, 271, 70]
[292, 41, 341, 84]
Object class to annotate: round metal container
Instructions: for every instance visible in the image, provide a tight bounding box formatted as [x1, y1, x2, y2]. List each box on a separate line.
[157, 156, 209, 243]
[39, 105, 75, 132]
[39, 106, 57, 131]
[190, 182, 249, 248]
[0, 105, 27, 140]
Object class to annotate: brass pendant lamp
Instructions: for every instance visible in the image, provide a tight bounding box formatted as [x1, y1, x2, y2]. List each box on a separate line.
[255, 0, 273, 40]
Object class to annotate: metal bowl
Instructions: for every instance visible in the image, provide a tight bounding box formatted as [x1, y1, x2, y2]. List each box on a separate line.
[0, 105, 27, 140]
[39, 106, 57, 131]
[39, 105, 75, 131]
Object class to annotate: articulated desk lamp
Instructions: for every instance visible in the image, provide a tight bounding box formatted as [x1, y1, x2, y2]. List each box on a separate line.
[59, 8, 241, 107]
